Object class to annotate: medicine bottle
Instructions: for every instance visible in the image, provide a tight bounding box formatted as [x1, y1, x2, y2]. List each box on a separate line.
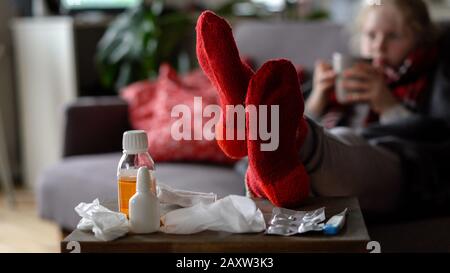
[117, 130, 155, 216]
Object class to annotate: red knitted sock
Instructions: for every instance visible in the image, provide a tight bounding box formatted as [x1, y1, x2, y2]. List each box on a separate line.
[196, 11, 254, 159]
[245, 59, 310, 208]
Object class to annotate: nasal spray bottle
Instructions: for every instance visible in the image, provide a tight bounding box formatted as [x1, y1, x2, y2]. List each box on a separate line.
[129, 167, 160, 234]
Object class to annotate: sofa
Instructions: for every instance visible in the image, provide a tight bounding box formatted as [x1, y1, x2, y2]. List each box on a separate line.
[37, 20, 450, 252]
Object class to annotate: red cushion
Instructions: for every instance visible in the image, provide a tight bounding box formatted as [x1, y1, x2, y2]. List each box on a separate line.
[121, 64, 236, 164]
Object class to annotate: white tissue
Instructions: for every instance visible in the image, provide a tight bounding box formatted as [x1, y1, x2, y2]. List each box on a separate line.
[75, 199, 129, 241]
[157, 183, 217, 207]
[160, 195, 266, 234]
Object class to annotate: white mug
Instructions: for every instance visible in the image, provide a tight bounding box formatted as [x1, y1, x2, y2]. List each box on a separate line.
[332, 52, 371, 104]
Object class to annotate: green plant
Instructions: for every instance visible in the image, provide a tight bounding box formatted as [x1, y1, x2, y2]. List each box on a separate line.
[96, 1, 191, 92]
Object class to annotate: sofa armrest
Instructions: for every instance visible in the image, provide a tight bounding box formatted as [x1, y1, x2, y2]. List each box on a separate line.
[63, 96, 131, 157]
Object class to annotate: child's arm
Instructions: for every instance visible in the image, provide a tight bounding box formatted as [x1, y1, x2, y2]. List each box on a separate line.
[305, 61, 336, 119]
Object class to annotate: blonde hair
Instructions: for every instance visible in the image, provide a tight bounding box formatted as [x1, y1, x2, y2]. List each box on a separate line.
[351, 0, 438, 53]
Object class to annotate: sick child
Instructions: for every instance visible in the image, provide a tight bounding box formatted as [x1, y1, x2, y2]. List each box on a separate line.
[196, 0, 450, 215]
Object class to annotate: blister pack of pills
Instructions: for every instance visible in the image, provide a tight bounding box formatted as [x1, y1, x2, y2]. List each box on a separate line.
[266, 207, 348, 236]
[266, 207, 326, 236]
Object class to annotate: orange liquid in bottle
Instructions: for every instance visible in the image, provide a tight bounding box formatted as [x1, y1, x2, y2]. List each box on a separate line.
[118, 176, 137, 217]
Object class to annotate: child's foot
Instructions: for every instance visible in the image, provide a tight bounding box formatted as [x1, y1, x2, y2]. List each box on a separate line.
[245, 59, 310, 208]
[196, 11, 254, 159]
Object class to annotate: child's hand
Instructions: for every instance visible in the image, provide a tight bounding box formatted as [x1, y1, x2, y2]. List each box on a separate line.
[306, 61, 336, 118]
[341, 63, 399, 114]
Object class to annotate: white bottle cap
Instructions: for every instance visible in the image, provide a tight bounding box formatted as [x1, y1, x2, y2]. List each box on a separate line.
[136, 167, 151, 193]
[123, 130, 148, 153]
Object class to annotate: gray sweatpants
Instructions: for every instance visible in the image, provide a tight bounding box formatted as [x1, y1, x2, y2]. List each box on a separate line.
[299, 118, 404, 213]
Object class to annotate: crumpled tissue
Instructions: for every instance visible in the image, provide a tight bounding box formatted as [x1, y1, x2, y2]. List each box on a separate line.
[160, 195, 266, 234]
[157, 183, 217, 207]
[75, 199, 129, 241]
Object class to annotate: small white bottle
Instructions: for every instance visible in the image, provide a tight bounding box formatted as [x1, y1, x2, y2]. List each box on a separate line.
[129, 167, 160, 234]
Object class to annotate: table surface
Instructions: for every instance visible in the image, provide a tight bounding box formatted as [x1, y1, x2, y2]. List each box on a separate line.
[61, 197, 370, 253]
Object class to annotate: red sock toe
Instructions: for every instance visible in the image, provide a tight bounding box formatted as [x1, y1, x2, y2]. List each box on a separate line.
[196, 11, 254, 159]
[245, 59, 309, 208]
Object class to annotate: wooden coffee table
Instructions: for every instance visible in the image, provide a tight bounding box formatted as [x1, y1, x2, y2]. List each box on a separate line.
[61, 197, 370, 253]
